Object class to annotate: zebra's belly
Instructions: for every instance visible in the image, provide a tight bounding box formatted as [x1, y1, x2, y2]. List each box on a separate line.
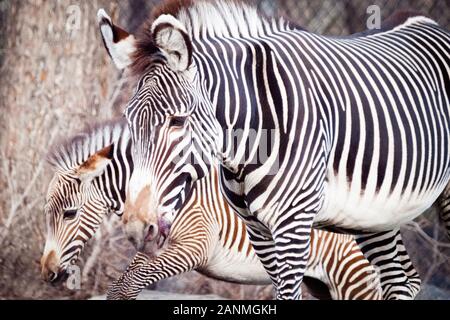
[199, 239, 332, 286]
[199, 249, 271, 285]
[315, 173, 448, 232]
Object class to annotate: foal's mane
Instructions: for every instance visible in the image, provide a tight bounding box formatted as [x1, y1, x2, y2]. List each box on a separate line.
[47, 118, 128, 171]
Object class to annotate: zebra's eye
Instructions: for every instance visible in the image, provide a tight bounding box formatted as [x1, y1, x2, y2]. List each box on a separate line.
[63, 209, 78, 220]
[169, 116, 187, 128]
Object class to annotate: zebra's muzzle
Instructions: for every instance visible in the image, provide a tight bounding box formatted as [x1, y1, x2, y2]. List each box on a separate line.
[41, 250, 59, 282]
[156, 217, 171, 247]
[41, 250, 69, 285]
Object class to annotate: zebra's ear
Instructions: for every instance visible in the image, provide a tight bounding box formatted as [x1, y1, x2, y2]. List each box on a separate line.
[76, 145, 113, 182]
[97, 9, 136, 70]
[151, 14, 192, 72]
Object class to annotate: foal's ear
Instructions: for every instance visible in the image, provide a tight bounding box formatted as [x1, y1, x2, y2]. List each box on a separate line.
[151, 14, 192, 72]
[76, 145, 113, 182]
[97, 9, 136, 70]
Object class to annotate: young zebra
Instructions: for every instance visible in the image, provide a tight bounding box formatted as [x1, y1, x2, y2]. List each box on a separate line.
[98, 0, 449, 299]
[41, 119, 383, 299]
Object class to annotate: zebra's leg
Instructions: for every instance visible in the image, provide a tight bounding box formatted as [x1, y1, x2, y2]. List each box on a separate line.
[245, 220, 312, 300]
[355, 229, 421, 300]
[437, 184, 450, 240]
[246, 207, 315, 299]
[106, 240, 208, 300]
[244, 225, 278, 286]
[271, 214, 314, 300]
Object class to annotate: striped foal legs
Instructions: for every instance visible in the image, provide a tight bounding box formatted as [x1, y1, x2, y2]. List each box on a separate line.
[355, 229, 421, 300]
[106, 241, 206, 300]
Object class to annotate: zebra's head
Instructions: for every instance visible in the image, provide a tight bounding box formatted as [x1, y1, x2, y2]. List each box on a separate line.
[97, 10, 219, 251]
[41, 120, 127, 283]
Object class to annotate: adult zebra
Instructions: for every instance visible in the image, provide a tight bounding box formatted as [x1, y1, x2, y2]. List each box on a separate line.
[41, 119, 383, 300]
[97, 0, 449, 299]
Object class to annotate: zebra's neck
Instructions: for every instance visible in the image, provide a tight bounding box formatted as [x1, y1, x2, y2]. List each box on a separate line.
[96, 134, 133, 214]
[189, 23, 320, 176]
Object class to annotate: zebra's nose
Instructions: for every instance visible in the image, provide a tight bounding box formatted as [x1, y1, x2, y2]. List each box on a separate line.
[41, 250, 59, 282]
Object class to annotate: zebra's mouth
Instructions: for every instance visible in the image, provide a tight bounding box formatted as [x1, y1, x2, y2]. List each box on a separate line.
[141, 232, 167, 256]
[156, 233, 167, 249]
[142, 222, 169, 251]
[154, 217, 170, 248]
[156, 225, 169, 249]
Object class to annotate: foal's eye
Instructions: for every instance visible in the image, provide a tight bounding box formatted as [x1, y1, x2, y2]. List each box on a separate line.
[63, 209, 78, 220]
[169, 116, 187, 128]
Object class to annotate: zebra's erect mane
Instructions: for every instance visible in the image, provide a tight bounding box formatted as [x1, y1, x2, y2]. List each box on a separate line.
[153, 0, 274, 35]
[131, 0, 280, 75]
[47, 118, 128, 172]
[131, 0, 435, 76]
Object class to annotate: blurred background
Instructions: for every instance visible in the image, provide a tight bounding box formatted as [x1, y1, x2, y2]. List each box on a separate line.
[0, 0, 449, 300]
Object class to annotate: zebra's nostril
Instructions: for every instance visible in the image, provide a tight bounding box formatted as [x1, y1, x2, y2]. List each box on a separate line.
[145, 223, 159, 242]
[48, 271, 58, 282]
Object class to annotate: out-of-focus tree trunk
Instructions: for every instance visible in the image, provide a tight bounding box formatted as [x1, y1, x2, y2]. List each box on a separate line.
[0, 0, 137, 299]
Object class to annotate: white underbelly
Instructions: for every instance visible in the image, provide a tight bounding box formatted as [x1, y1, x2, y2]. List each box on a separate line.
[199, 246, 271, 285]
[316, 173, 445, 232]
[199, 241, 331, 286]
